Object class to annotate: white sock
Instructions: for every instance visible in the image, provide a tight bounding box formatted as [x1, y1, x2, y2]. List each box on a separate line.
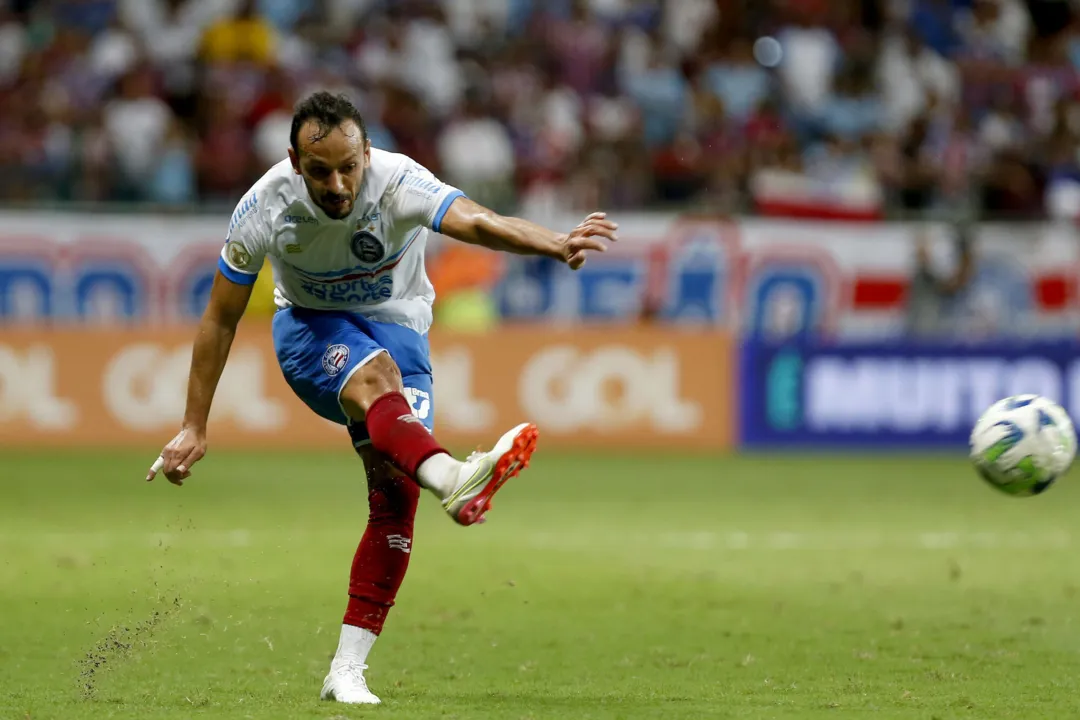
[333, 624, 377, 666]
[416, 452, 461, 499]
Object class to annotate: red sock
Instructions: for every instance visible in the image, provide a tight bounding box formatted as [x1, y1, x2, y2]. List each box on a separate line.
[343, 472, 421, 634]
[365, 392, 447, 478]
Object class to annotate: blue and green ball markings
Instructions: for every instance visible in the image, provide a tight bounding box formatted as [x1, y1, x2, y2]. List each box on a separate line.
[975, 419, 1057, 497]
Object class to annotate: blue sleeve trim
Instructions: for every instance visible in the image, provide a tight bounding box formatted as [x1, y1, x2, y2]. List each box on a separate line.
[217, 255, 259, 286]
[432, 190, 465, 234]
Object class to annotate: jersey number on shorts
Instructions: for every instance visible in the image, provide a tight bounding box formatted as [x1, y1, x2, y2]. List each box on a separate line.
[404, 387, 431, 420]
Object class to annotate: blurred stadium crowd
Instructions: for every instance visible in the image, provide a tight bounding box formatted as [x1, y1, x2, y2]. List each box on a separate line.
[3, 0, 1080, 219]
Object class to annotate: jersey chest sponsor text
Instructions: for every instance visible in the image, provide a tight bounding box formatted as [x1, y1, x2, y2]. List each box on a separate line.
[297, 275, 393, 304]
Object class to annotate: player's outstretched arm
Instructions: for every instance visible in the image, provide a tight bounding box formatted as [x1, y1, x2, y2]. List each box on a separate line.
[146, 270, 254, 485]
[437, 197, 618, 270]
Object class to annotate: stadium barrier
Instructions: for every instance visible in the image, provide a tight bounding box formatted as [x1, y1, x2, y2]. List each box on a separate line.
[739, 339, 1080, 448]
[0, 325, 734, 451]
[3, 210, 1079, 337]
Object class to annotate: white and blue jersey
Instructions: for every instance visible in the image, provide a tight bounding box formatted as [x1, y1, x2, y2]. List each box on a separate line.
[217, 149, 465, 441]
[218, 148, 463, 335]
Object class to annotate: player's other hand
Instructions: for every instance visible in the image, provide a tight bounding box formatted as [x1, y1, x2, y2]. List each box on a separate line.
[146, 427, 207, 486]
[562, 212, 618, 270]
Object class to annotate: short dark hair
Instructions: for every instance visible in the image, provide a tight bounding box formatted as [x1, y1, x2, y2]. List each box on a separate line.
[290, 91, 368, 155]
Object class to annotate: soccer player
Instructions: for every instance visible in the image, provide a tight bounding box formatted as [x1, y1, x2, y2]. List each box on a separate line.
[144, 92, 617, 705]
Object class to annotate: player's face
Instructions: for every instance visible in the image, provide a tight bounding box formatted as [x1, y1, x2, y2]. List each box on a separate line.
[289, 120, 370, 220]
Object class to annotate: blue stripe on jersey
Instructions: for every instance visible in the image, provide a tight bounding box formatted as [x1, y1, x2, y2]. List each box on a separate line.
[218, 255, 259, 285]
[432, 191, 465, 234]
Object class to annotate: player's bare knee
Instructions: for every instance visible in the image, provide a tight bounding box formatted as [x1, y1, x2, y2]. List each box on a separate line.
[340, 352, 403, 422]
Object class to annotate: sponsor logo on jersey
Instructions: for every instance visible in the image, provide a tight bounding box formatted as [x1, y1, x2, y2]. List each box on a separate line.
[284, 214, 317, 225]
[322, 344, 350, 377]
[299, 276, 393, 304]
[350, 231, 385, 263]
[226, 241, 253, 270]
[228, 193, 258, 234]
[285, 243, 304, 254]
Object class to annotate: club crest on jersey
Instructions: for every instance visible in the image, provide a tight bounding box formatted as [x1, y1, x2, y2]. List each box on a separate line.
[322, 344, 350, 377]
[350, 231, 385, 264]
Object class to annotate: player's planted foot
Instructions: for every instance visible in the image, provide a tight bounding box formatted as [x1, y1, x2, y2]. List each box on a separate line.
[441, 423, 539, 526]
[321, 658, 381, 705]
[322, 624, 381, 704]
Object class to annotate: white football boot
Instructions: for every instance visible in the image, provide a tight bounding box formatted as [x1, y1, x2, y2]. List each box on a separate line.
[443, 423, 539, 526]
[320, 658, 381, 705]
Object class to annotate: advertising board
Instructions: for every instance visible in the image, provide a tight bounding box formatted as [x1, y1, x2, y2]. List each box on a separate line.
[2, 211, 1075, 338]
[740, 340, 1080, 448]
[0, 325, 734, 451]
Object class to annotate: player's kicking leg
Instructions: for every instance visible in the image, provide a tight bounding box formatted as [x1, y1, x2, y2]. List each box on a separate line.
[339, 351, 539, 527]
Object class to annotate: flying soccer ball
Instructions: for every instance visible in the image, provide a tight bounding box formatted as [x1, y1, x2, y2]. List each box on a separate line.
[970, 395, 1077, 496]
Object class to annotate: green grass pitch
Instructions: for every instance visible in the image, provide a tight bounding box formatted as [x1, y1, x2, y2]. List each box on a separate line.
[3, 448, 1080, 719]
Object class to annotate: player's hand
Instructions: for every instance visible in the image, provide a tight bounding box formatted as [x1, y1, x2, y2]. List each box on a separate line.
[562, 212, 618, 270]
[146, 427, 207, 486]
